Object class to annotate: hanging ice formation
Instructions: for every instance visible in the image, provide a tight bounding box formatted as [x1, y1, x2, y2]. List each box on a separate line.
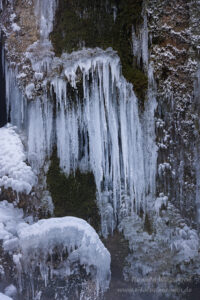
[132, 13, 149, 68]
[4, 0, 157, 236]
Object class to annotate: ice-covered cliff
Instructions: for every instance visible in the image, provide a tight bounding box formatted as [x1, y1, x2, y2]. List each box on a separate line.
[0, 0, 200, 299]
[1, 0, 157, 237]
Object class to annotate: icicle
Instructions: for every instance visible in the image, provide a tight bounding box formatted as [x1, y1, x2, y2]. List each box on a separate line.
[142, 62, 158, 213]
[34, 0, 57, 42]
[27, 97, 53, 173]
[142, 14, 149, 67]
[132, 11, 149, 68]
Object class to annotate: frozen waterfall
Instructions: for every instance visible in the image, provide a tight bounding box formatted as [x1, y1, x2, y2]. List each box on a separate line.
[3, 0, 157, 237]
[5, 47, 157, 236]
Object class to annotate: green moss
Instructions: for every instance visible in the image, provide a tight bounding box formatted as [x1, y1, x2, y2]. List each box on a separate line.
[47, 149, 100, 231]
[123, 66, 148, 100]
[50, 0, 148, 102]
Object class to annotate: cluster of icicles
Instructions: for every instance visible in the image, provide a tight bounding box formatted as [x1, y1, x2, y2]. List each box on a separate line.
[5, 47, 157, 237]
[3, 0, 157, 237]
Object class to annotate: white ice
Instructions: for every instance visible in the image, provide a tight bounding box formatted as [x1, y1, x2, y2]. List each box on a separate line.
[132, 12, 148, 68]
[0, 200, 110, 295]
[0, 125, 36, 194]
[34, 0, 57, 41]
[5, 0, 157, 237]
[6, 47, 157, 236]
[119, 201, 200, 290]
[16, 216, 111, 293]
[11, 23, 20, 32]
[0, 293, 13, 300]
[0, 200, 25, 244]
[155, 193, 168, 215]
[4, 285, 17, 298]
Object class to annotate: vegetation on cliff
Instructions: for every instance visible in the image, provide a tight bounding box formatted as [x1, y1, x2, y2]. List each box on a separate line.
[47, 149, 100, 231]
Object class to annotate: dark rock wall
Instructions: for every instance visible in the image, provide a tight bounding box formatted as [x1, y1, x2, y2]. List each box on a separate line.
[0, 34, 7, 127]
[148, 0, 200, 226]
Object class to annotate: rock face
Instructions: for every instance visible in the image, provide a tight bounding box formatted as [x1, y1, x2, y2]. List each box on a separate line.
[0, 0, 38, 76]
[0, 33, 6, 127]
[148, 0, 200, 226]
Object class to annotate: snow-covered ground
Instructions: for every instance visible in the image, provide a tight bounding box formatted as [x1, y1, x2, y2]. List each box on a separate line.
[0, 125, 36, 194]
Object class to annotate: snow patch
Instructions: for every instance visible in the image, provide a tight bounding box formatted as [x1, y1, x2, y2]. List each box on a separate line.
[25, 83, 35, 99]
[11, 23, 20, 32]
[0, 125, 36, 194]
[0, 201, 25, 242]
[4, 285, 17, 298]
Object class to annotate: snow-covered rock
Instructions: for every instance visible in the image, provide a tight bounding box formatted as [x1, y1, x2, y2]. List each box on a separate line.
[11, 23, 20, 32]
[4, 285, 17, 298]
[0, 125, 36, 194]
[0, 293, 13, 300]
[0, 201, 110, 296]
[0, 200, 25, 242]
[15, 217, 111, 294]
[119, 201, 200, 296]
[155, 193, 168, 215]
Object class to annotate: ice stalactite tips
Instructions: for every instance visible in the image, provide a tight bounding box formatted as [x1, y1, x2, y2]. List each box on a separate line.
[0, 36, 7, 127]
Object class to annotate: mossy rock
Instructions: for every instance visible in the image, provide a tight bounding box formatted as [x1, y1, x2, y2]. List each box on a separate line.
[50, 0, 148, 102]
[47, 149, 100, 231]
